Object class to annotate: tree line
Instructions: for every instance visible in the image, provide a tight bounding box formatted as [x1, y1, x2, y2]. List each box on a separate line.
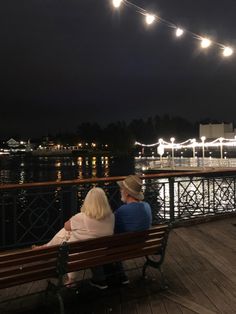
[51, 114, 201, 154]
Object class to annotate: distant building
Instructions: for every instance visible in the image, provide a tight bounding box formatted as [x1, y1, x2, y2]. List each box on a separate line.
[7, 138, 20, 148]
[199, 123, 236, 139]
[5, 138, 32, 153]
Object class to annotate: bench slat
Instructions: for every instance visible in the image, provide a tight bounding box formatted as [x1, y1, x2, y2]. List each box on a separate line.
[68, 245, 162, 272]
[0, 259, 57, 278]
[68, 230, 167, 253]
[0, 252, 58, 268]
[0, 267, 57, 289]
[0, 246, 59, 262]
[68, 238, 164, 263]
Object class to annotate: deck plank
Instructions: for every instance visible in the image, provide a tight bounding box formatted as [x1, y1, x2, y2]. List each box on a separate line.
[149, 294, 168, 314]
[161, 291, 217, 314]
[167, 233, 219, 312]
[173, 225, 236, 313]
[162, 296, 184, 314]
[176, 225, 236, 291]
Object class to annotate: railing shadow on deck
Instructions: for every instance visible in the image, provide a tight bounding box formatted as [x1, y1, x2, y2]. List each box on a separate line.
[1, 168, 236, 249]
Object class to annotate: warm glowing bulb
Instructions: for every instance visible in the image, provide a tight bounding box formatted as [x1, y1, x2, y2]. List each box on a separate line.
[176, 28, 184, 37]
[112, 0, 122, 8]
[223, 47, 233, 57]
[201, 38, 211, 48]
[145, 14, 155, 25]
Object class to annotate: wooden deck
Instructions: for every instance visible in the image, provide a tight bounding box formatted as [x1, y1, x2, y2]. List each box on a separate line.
[2, 216, 236, 314]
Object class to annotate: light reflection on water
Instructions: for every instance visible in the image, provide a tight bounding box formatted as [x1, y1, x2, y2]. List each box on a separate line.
[0, 155, 134, 184]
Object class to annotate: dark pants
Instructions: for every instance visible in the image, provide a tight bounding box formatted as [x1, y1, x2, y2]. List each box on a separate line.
[103, 262, 126, 284]
[91, 266, 106, 282]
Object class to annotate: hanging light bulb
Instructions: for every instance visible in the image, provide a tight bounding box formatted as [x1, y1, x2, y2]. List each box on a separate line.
[201, 38, 212, 48]
[176, 28, 184, 37]
[223, 46, 233, 57]
[112, 0, 122, 8]
[145, 14, 155, 25]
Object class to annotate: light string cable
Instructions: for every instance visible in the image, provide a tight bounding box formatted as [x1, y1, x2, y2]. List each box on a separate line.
[113, 0, 234, 57]
[135, 137, 236, 149]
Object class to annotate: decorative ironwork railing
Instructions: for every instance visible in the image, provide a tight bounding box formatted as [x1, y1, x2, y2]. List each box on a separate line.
[1, 169, 236, 249]
[135, 156, 236, 170]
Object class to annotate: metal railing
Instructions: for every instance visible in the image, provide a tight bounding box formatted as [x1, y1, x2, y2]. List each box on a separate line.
[1, 169, 236, 249]
[135, 156, 236, 170]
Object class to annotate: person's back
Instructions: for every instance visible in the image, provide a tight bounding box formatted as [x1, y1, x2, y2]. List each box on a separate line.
[115, 201, 152, 233]
[69, 211, 114, 242]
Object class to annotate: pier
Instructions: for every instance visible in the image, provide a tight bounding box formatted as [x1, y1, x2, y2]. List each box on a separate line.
[135, 157, 236, 173]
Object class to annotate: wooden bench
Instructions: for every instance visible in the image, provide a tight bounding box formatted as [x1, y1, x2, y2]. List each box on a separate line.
[0, 223, 171, 313]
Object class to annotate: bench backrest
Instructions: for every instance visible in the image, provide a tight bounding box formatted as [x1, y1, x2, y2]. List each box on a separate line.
[66, 224, 169, 273]
[0, 224, 170, 290]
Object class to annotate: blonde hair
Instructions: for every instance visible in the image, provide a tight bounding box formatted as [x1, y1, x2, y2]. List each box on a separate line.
[81, 187, 112, 220]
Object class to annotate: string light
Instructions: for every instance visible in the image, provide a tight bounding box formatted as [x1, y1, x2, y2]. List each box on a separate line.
[201, 38, 212, 49]
[111, 0, 234, 58]
[112, 0, 122, 8]
[223, 46, 233, 57]
[176, 28, 184, 37]
[145, 14, 155, 25]
[135, 137, 236, 150]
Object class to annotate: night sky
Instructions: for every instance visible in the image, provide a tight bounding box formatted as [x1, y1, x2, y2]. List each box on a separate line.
[1, 0, 236, 137]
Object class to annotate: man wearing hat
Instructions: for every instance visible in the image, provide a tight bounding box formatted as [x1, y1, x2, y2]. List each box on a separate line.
[115, 174, 152, 233]
[113, 175, 152, 284]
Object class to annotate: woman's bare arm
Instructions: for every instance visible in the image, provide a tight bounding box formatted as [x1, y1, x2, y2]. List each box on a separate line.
[64, 219, 72, 231]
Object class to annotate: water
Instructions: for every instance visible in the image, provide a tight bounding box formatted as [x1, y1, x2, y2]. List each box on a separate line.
[0, 155, 135, 184]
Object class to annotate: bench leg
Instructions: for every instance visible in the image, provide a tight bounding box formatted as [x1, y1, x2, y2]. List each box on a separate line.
[45, 280, 65, 314]
[56, 291, 65, 314]
[144, 257, 169, 290]
[158, 266, 168, 290]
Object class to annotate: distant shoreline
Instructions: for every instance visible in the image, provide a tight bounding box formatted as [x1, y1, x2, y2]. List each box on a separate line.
[23, 149, 111, 157]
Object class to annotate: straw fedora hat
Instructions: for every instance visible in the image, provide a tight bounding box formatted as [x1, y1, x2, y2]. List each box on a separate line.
[117, 175, 144, 201]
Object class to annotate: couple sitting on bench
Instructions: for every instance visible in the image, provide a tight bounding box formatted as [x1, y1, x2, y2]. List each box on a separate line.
[36, 175, 152, 290]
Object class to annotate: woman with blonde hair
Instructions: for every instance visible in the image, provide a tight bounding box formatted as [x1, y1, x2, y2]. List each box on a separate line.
[35, 187, 114, 289]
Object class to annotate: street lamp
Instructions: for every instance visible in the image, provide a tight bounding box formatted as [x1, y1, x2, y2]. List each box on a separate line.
[158, 138, 164, 168]
[201, 136, 206, 167]
[191, 138, 196, 158]
[219, 137, 224, 160]
[170, 137, 175, 168]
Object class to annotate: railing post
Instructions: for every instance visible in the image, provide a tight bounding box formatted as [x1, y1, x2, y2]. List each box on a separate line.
[169, 177, 175, 222]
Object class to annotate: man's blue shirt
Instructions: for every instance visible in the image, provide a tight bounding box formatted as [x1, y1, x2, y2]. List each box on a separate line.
[114, 201, 152, 234]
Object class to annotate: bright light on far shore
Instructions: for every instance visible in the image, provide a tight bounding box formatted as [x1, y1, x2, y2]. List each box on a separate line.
[145, 14, 155, 25]
[223, 46, 233, 57]
[176, 28, 184, 37]
[201, 38, 212, 48]
[112, 0, 122, 8]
